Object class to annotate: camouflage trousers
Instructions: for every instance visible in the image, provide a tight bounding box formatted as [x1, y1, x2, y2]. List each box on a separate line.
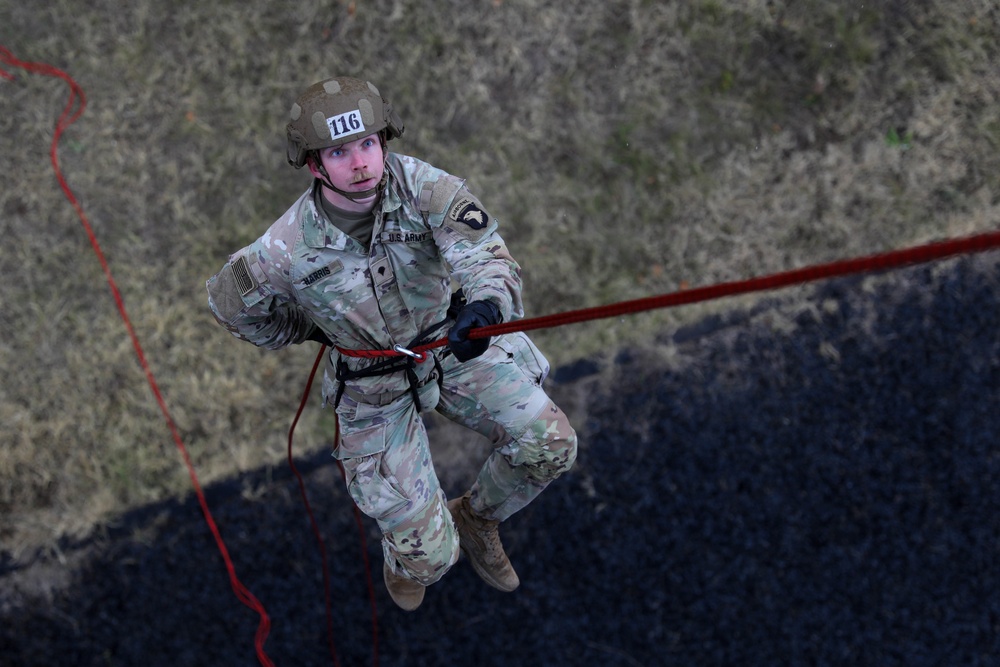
[331, 332, 578, 586]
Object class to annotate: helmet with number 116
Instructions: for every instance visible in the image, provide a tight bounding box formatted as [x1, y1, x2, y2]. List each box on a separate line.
[285, 76, 404, 170]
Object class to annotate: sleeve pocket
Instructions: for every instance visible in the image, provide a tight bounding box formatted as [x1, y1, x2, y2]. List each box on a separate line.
[207, 258, 267, 325]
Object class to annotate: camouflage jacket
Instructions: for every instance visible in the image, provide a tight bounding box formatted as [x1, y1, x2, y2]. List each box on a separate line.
[206, 152, 524, 399]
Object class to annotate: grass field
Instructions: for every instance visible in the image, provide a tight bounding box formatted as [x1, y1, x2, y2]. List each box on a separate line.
[1, 0, 998, 560]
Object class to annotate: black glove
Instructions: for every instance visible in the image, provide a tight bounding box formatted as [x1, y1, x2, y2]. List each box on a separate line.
[305, 325, 334, 347]
[448, 300, 502, 362]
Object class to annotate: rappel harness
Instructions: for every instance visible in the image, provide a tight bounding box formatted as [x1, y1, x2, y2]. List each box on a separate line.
[332, 293, 465, 413]
[333, 322, 445, 413]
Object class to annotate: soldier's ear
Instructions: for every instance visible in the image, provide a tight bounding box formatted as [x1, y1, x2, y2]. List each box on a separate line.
[305, 154, 321, 179]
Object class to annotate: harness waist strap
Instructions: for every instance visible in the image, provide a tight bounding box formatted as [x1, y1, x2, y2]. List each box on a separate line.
[340, 366, 440, 407]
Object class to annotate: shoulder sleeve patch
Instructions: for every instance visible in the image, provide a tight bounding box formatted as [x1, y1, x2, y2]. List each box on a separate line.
[448, 192, 491, 231]
[442, 187, 495, 243]
[208, 261, 248, 324]
[231, 255, 258, 296]
[207, 253, 268, 324]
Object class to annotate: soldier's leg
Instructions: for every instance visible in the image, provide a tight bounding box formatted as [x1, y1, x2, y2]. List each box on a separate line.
[334, 387, 459, 586]
[438, 332, 578, 521]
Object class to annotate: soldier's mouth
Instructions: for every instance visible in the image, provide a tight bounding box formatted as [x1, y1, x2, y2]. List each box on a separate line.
[352, 172, 377, 187]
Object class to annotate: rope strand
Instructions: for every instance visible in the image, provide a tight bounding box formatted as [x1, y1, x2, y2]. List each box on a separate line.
[287, 346, 341, 667]
[1, 46, 277, 667]
[336, 229, 1000, 360]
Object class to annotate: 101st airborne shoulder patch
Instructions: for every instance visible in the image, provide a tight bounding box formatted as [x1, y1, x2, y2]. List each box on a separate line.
[446, 191, 492, 241]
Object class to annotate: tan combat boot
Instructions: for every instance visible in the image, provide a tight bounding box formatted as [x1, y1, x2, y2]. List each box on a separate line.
[447, 492, 520, 592]
[383, 561, 425, 611]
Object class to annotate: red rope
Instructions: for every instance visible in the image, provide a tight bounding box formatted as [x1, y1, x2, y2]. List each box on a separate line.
[286, 347, 339, 667]
[337, 229, 1000, 360]
[1, 47, 276, 666]
[339, 458, 381, 667]
[286, 347, 381, 667]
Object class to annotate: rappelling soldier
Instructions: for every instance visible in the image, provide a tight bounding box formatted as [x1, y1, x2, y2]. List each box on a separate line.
[206, 77, 577, 611]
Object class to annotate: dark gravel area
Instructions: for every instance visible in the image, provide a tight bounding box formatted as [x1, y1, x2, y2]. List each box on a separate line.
[2, 253, 999, 667]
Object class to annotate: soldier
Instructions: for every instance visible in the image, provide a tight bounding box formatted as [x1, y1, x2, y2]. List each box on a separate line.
[206, 77, 577, 611]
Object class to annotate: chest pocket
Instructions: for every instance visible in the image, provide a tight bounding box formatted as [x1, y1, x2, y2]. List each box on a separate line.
[292, 256, 371, 318]
[377, 209, 445, 293]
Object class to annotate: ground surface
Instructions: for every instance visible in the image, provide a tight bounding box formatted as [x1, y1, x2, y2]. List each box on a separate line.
[2, 252, 998, 666]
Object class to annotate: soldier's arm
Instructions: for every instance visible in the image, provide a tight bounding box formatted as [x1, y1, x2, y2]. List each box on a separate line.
[424, 180, 525, 323]
[206, 247, 318, 350]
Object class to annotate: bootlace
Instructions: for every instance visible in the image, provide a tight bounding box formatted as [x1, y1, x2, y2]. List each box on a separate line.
[467, 506, 504, 563]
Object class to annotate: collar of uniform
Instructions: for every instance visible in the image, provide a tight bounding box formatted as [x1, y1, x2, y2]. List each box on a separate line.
[379, 166, 403, 214]
[302, 186, 358, 251]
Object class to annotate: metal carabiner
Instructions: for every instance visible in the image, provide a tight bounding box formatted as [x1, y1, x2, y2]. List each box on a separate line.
[393, 344, 426, 362]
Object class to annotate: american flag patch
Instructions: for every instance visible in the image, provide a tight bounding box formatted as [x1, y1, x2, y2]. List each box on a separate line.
[231, 255, 257, 296]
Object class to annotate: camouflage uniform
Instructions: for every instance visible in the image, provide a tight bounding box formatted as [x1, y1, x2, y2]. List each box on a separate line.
[207, 153, 577, 585]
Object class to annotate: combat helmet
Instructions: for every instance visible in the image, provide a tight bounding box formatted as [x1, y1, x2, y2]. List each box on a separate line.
[286, 77, 404, 169]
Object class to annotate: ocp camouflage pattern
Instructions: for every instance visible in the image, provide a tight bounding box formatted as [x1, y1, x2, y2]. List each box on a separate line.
[207, 153, 577, 584]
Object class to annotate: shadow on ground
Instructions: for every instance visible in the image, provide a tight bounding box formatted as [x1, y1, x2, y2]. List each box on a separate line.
[2, 255, 999, 667]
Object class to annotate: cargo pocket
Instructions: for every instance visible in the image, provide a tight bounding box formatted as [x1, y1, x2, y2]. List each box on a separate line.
[495, 331, 551, 386]
[335, 420, 409, 521]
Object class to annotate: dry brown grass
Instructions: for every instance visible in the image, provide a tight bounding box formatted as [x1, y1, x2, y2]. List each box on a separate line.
[1, 0, 998, 558]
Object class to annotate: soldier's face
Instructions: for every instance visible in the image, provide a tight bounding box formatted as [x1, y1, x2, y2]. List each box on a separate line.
[310, 133, 385, 206]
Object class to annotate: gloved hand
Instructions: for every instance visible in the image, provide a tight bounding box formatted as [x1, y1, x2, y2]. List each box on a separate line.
[305, 325, 334, 347]
[448, 300, 502, 362]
